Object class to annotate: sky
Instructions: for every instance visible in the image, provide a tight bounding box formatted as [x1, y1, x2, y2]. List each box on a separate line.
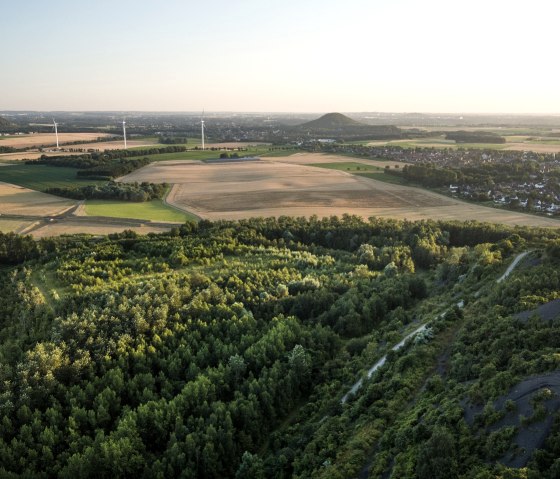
[1, 0, 559, 113]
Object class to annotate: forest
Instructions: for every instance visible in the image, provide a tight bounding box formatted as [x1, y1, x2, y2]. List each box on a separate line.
[0, 217, 560, 478]
[44, 182, 168, 202]
[445, 131, 506, 144]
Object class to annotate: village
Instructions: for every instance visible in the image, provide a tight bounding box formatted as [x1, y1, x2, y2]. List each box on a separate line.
[310, 142, 560, 216]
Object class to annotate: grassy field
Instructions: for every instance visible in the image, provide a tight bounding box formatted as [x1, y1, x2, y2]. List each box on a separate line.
[310, 161, 409, 184]
[84, 199, 197, 222]
[354, 171, 410, 185]
[0, 164, 103, 190]
[143, 146, 278, 162]
[312, 161, 382, 172]
[366, 134, 560, 152]
[0, 218, 33, 233]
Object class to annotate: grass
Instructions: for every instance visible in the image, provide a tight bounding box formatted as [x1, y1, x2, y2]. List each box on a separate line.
[0, 164, 104, 190]
[355, 172, 411, 185]
[311, 161, 410, 185]
[312, 161, 383, 173]
[143, 146, 280, 162]
[84, 199, 197, 222]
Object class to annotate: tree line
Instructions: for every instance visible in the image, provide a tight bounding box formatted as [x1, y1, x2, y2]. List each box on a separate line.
[44, 182, 168, 202]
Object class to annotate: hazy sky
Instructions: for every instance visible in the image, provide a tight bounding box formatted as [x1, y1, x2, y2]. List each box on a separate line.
[2, 0, 559, 113]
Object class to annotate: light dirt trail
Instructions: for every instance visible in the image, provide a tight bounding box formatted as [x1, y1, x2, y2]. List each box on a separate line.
[342, 251, 529, 404]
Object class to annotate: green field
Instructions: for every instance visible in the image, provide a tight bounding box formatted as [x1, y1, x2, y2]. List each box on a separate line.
[354, 171, 411, 185]
[311, 161, 411, 185]
[312, 161, 383, 172]
[84, 199, 197, 222]
[0, 164, 103, 190]
[143, 146, 289, 162]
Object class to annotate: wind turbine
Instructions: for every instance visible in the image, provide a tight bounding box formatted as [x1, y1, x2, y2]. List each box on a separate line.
[52, 118, 59, 149]
[122, 119, 127, 149]
[200, 111, 205, 151]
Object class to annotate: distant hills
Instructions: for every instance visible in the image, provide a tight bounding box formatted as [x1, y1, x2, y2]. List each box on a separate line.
[294, 112, 403, 140]
[299, 112, 363, 129]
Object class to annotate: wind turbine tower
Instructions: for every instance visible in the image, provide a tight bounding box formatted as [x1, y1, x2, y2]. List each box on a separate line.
[200, 114, 205, 151]
[53, 118, 59, 149]
[122, 120, 127, 149]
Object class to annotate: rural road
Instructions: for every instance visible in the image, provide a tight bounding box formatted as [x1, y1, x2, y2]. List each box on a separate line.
[342, 250, 530, 404]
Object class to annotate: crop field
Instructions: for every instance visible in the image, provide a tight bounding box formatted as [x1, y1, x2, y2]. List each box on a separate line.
[367, 135, 560, 152]
[65, 138, 159, 151]
[0, 218, 34, 233]
[0, 164, 103, 190]
[0, 150, 93, 161]
[0, 133, 114, 149]
[119, 153, 560, 227]
[82, 199, 196, 222]
[0, 182, 75, 216]
[29, 218, 174, 238]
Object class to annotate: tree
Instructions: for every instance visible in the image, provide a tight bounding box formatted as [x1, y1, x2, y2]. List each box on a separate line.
[235, 451, 265, 479]
[416, 426, 458, 479]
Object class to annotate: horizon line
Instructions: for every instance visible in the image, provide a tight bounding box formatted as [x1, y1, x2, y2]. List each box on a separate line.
[1, 110, 560, 116]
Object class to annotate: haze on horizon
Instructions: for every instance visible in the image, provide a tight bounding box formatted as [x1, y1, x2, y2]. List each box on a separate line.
[2, 0, 559, 114]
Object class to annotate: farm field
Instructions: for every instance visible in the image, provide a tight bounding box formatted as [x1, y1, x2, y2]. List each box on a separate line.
[0, 132, 113, 149]
[0, 150, 93, 161]
[0, 138, 160, 161]
[0, 164, 103, 190]
[0, 218, 34, 233]
[278, 153, 407, 168]
[120, 153, 560, 227]
[81, 199, 196, 222]
[367, 135, 560, 152]
[64, 138, 158, 151]
[0, 182, 75, 216]
[29, 218, 174, 238]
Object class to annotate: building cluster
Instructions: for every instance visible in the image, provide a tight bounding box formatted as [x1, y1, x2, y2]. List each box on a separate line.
[313, 143, 560, 216]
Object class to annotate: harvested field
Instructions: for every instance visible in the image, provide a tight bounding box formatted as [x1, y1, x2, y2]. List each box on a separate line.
[207, 142, 270, 148]
[0, 133, 113, 149]
[65, 138, 158, 151]
[0, 150, 86, 161]
[119, 154, 560, 227]
[29, 219, 173, 238]
[0, 138, 159, 161]
[366, 137, 560, 153]
[279, 153, 407, 168]
[0, 182, 76, 216]
[503, 143, 560, 153]
[0, 218, 34, 233]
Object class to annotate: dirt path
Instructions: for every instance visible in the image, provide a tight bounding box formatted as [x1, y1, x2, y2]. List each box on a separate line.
[497, 251, 530, 283]
[341, 324, 430, 404]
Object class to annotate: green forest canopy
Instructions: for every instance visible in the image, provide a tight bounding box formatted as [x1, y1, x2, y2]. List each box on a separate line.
[0, 216, 560, 478]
